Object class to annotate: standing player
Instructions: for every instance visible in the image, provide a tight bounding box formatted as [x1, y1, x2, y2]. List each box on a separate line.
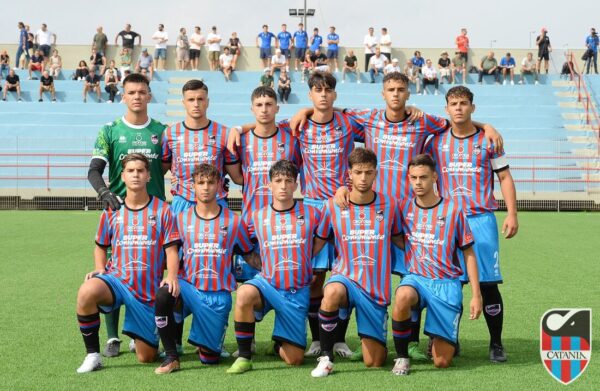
[277, 24, 293, 71]
[326, 26, 340, 73]
[293, 23, 308, 72]
[154, 164, 255, 374]
[391, 153, 482, 375]
[227, 160, 321, 373]
[87, 73, 167, 357]
[76, 153, 180, 373]
[425, 86, 518, 362]
[310, 148, 404, 377]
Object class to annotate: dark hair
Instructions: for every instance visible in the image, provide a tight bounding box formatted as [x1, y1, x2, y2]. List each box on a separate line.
[121, 153, 150, 170]
[308, 71, 336, 90]
[408, 154, 436, 171]
[123, 73, 150, 89]
[414, 50, 421, 56]
[262, 24, 268, 29]
[383, 72, 409, 85]
[251, 86, 277, 102]
[269, 160, 299, 180]
[192, 163, 220, 182]
[348, 147, 377, 169]
[313, 28, 319, 31]
[182, 79, 208, 94]
[18, 22, 25, 29]
[445, 85, 474, 103]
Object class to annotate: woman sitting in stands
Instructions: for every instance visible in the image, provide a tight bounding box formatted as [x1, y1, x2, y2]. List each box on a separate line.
[74, 60, 89, 81]
[48, 49, 62, 78]
[104, 68, 119, 103]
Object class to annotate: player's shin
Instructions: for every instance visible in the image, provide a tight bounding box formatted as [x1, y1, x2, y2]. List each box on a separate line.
[104, 308, 120, 340]
[318, 309, 339, 361]
[308, 296, 323, 342]
[392, 319, 411, 358]
[409, 309, 421, 343]
[481, 284, 504, 347]
[234, 321, 256, 359]
[78, 313, 101, 353]
[154, 286, 178, 359]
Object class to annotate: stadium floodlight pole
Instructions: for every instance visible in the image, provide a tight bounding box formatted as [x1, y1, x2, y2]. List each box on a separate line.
[490, 40, 497, 48]
[529, 31, 536, 48]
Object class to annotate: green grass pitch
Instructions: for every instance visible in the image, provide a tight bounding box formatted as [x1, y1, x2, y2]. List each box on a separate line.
[0, 211, 598, 390]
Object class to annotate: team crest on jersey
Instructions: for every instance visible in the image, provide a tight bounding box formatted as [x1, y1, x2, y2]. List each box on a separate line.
[297, 215, 305, 226]
[219, 225, 228, 235]
[151, 134, 159, 145]
[436, 216, 446, 227]
[208, 135, 216, 145]
[333, 126, 343, 137]
[375, 210, 384, 222]
[540, 309, 592, 385]
[277, 143, 286, 153]
[148, 215, 157, 226]
[473, 144, 482, 155]
[407, 124, 416, 132]
[118, 135, 127, 144]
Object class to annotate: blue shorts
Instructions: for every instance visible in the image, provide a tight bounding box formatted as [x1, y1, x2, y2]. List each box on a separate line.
[39, 44, 51, 57]
[171, 195, 228, 215]
[327, 49, 338, 59]
[458, 212, 502, 284]
[233, 246, 260, 282]
[280, 48, 291, 58]
[303, 197, 335, 271]
[178, 279, 231, 353]
[245, 275, 309, 348]
[295, 47, 306, 59]
[399, 274, 462, 346]
[327, 275, 388, 346]
[260, 47, 272, 59]
[154, 48, 167, 60]
[391, 244, 408, 276]
[96, 274, 159, 348]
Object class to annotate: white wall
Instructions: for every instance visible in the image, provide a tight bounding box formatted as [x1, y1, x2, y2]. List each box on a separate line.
[1, 0, 597, 49]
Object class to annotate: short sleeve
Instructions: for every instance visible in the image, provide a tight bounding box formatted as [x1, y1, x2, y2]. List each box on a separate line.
[315, 202, 333, 240]
[95, 210, 112, 247]
[489, 143, 509, 172]
[161, 130, 172, 163]
[391, 200, 403, 236]
[234, 218, 254, 255]
[423, 113, 450, 136]
[91, 126, 111, 162]
[161, 208, 181, 248]
[456, 209, 474, 250]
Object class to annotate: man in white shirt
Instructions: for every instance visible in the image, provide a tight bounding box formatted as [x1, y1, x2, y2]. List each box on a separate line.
[206, 26, 222, 71]
[519, 52, 539, 85]
[379, 27, 392, 62]
[152, 24, 168, 71]
[363, 27, 378, 72]
[368, 46, 388, 83]
[421, 59, 439, 95]
[189, 26, 205, 71]
[219, 47, 234, 81]
[384, 58, 401, 75]
[270, 48, 287, 75]
[35, 24, 57, 65]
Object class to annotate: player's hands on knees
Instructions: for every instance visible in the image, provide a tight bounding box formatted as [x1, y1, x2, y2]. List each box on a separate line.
[161, 276, 180, 297]
[470, 294, 482, 320]
[502, 214, 519, 239]
[289, 108, 311, 136]
[333, 186, 350, 208]
[227, 128, 242, 155]
[85, 269, 105, 281]
[405, 106, 424, 123]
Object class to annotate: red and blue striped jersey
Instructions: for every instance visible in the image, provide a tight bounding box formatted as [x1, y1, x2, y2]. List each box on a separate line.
[95, 197, 180, 304]
[400, 197, 474, 279]
[345, 109, 449, 200]
[248, 202, 321, 290]
[280, 113, 364, 200]
[425, 128, 508, 215]
[176, 206, 253, 292]
[162, 121, 239, 202]
[237, 126, 303, 225]
[315, 193, 402, 306]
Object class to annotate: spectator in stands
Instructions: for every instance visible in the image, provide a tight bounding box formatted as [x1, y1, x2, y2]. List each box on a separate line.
[105, 59, 121, 79]
[176, 28, 190, 71]
[92, 26, 108, 55]
[28, 49, 44, 79]
[379, 27, 392, 61]
[270, 49, 287, 75]
[104, 68, 120, 103]
[0, 50, 10, 79]
[89, 48, 106, 75]
[310, 28, 323, 54]
[207, 26, 222, 71]
[478, 51, 500, 84]
[48, 49, 62, 78]
[301, 51, 313, 83]
[24, 25, 35, 68]
[38, 70, 56, 102]
[585, 27, 599, 74]
[277, 24, 293, 71]
[189, 26, 205, 71]
[74, 60, 89, 81]
[363, 27, 378, 72]
[293, 23, 309, 72]
[451, 52, 466, 84]
[260, 68, 274, 87]
[2, 69, 22, 101]
[152, 24, 168, 72]
[519, 52, 539, 85]
[15, 22, 30, 69]
[368, 46, 388, 83]
[219, 47, 234, 81]
[438, 51, 452, 84]
[34, 24, 57, 66]
[311, 48, 329, 72]
[140, 68, 150, 81]
[536, 27, 552, 74]
[326, 26, 340, 73]
[499, 52, 516, 85]
[83, 66, 102, 103]
[384, 58, 401, 75]
[115, 24, 141, 53]
[277, 68, 292, 104]
[120, 48, 132, 74]
[404, 60, 422, 94]
[456, 28, 469, 63]
[411, 50, 425, 73]
[229, 32, 242, 70]
[422, 59, 440, 95]
[257, 25, 276, 68]
[341, 49, 360, 83]
[136, 49, 154, 80]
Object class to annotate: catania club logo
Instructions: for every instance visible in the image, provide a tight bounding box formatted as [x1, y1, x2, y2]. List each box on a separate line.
[540, 308, 591, 385]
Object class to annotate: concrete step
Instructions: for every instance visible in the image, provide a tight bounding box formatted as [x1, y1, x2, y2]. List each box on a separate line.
[552, 80, 577, 87]
[555, 91, 579, 97]
[567, 136, 600, 144]
[559, 101, 596, 109]
[572, 148, 600, 157]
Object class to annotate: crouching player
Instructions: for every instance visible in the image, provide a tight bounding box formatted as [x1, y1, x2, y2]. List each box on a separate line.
[391, 154, 482, 376]
[310, 148, 404, 377]
[153, 163, 255, 374]
[76, 153, 181, 373]
[227, 160, 321, 373]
